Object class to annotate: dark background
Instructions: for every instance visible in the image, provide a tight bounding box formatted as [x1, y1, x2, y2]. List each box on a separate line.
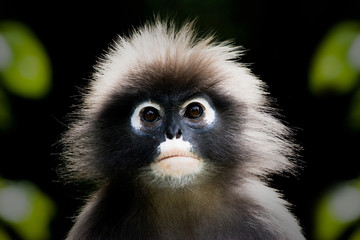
[1, 1, 359, 239]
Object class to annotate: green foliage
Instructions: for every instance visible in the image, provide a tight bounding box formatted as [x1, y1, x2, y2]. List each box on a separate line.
[0, 21, 55, 239]
[309, 21, 360, 95]
[309, 20, 360, 131]
[314, 179, 360, 240]
[349, 228, 360, 240]
[0, 228, 11, 240]
[0, 20, 52, 131]
[0, 21, 52, 99]
[0, 179, 55, 240]
[311, 21, 360, 240]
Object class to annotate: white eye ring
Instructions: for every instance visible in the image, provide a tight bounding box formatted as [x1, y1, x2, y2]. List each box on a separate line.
[181, 98, 216, 125]
[131, 101, 161, 130]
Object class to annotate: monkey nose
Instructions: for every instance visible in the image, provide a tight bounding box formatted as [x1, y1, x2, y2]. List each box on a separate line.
[166, 127, 182, 139]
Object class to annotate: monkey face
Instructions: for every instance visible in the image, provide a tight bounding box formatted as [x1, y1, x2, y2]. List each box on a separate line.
[90, 77, 244, 188]
[62, 20, 296, 194]
[130, 96, 215, 187]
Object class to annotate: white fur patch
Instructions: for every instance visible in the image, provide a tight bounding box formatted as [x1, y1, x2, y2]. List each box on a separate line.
[242, 179, 305, 239]
[84, 20, 262, 115]
[158, 137, 192, 153]
[151, 137, 203, 178]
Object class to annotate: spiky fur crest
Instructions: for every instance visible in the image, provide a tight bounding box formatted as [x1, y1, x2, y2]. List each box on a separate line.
[63, 19, 296, 180]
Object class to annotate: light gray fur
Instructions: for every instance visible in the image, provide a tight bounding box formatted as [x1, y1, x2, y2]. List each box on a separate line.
[61, 19, 305, 239]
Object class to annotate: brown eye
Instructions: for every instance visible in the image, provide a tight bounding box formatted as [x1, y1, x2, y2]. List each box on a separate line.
[185, 103, 203, 119]
[141, 107, 160, 123]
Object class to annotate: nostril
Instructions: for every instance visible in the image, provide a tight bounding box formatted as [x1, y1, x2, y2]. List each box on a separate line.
[166, 131, 173, 139]
[165, 128, 182, 139]
[175, 129, 182, 139]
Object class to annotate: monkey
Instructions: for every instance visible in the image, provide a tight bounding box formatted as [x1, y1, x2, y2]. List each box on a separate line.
[60, 19, 305, 240]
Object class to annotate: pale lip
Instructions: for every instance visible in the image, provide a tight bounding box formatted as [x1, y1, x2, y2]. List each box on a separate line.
[152, 151, 203, 177]
[154, 148, 201, 162]
[156, 154, 199, 162]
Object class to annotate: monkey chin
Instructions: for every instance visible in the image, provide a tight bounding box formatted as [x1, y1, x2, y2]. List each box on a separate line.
[152, 156, 203, 177]
[147, 152, 204, 189]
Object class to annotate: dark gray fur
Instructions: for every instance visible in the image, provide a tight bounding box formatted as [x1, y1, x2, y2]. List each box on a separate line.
[61, 19, 305, 239]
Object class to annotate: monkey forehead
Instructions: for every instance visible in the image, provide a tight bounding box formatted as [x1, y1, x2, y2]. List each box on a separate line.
[84, 21, 265, 113]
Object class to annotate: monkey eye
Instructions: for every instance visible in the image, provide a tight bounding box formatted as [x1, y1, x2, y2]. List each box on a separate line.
[131, 101, 162, 132]
[184, 103, 204, 119]
[141, 107, 160, 123]
[181, 97, 216, 128]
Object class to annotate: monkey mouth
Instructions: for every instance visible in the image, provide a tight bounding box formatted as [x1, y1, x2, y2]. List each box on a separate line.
[156, 153, 199, 162]
[152, 151, 203, 177]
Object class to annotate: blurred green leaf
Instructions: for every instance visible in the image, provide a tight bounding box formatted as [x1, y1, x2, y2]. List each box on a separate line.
[314, 193, 347, 240]
[0, 21, 52, 99]
[349, 227, 360, 240]
[0, 88, 12, 130]
[0, 179, 55, 240]
[309, 21, 360, 95]
[314, 179, 360, 240]
[0, 228, 11, 240]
